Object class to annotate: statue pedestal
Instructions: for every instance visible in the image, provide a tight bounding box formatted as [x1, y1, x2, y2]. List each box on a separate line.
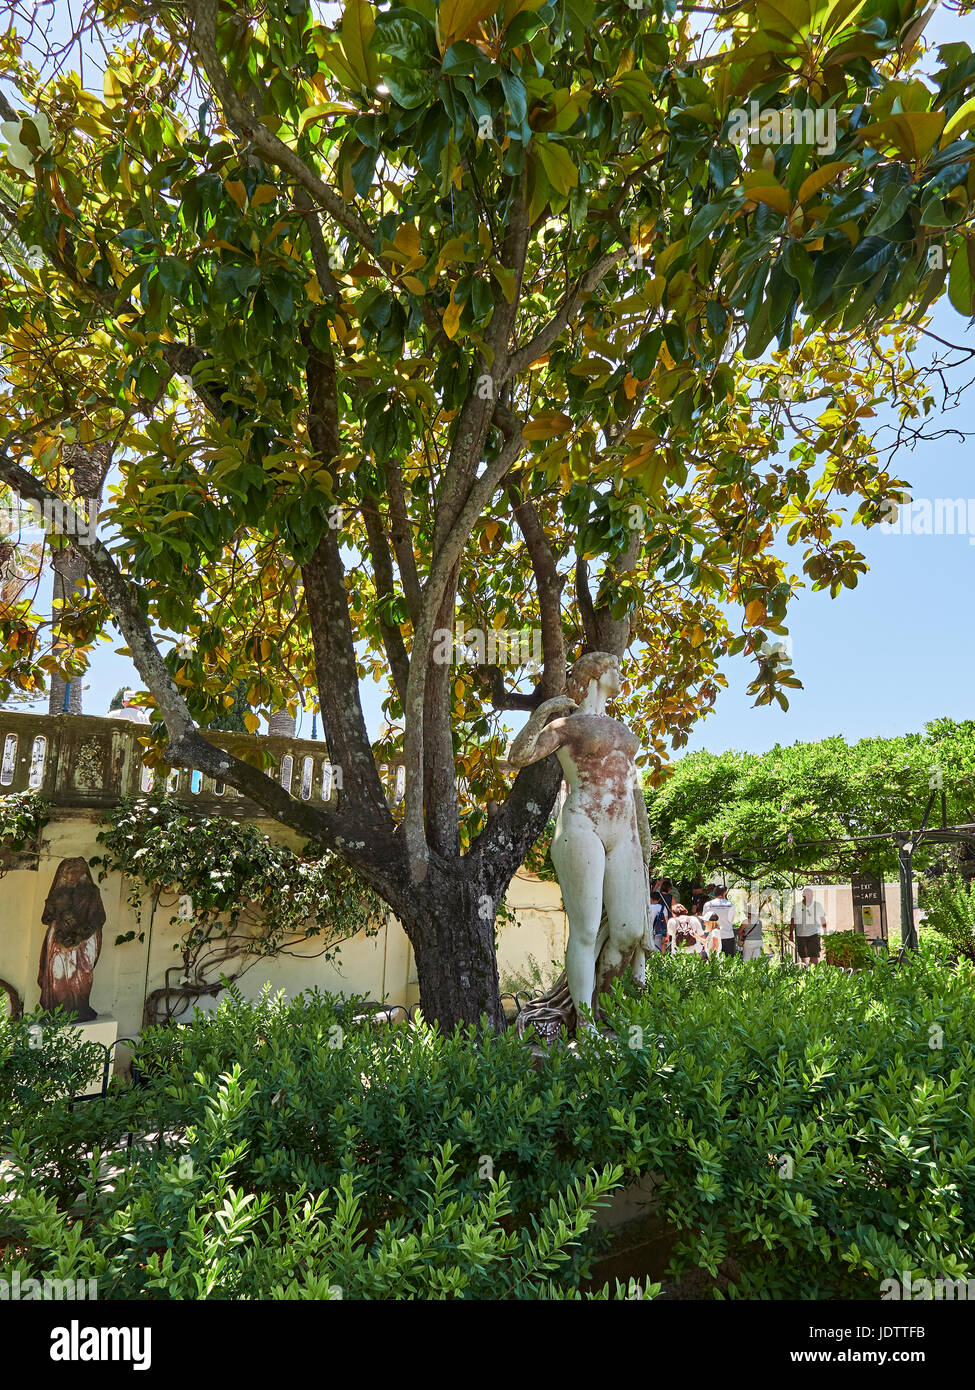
[66, 1014, 118, 1098]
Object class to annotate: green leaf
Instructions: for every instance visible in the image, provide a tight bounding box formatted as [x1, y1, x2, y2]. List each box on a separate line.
[500, 70, 528, 137]
[948, 237, 975, 316]
[833, 236, 896, 291]
[384, 68, 438, 108]
[533, 138, 577, 196]
[341, 0, 381, 88]
[709, 145, 740, 191]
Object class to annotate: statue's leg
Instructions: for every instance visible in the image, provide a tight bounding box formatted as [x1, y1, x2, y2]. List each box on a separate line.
[600, 841, 649, 994]
[552, 822, 605, 1033]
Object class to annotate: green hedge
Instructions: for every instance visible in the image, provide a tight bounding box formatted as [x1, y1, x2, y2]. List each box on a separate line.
[2, 945, 974, 1299]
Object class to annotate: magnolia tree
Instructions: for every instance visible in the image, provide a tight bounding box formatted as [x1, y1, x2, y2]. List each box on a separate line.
[1, 0, 975, 1027]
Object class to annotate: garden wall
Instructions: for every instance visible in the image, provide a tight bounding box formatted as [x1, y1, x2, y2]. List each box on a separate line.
[0, 713, 568, 1038]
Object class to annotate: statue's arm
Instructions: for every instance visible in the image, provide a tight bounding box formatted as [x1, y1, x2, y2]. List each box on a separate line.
[509, 696, 576, 768]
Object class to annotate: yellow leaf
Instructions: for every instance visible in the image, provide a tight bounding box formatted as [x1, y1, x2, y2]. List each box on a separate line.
[225, 180, 248, 212]
[523, 411, 573, 440]
[297, 103, 349, 135]
[502, 0, 547, 25]
[745, 599, 767, 625]
[401, 274, 427, 295]
[443, 290, 464, 338]
[393, 222, 421, 260]
[341, 0, 380, 88]
[437, 0, 502, 53]
[744, 183, 792, 215]
[942, 95, 975, 147]
[796, 161, 849, 205]
[244, 712, 260, 734]
[492, 264, 517, 302]
[318, 39, 361, 93]
[250, 184, 278, 207]
[436, 235, 476, 274]
[639, 456, 668, 496]
[656, 239, 686, 276]
[103, 68, 123, 109]
[857, 111, 945, 162]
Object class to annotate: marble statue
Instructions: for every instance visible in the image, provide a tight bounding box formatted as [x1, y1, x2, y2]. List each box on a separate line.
[37, 857, 105, 1022]
[509, 652, 654, 1038]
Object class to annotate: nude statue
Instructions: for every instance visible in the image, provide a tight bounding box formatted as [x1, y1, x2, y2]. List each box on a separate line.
[509, 652, 654, 1036]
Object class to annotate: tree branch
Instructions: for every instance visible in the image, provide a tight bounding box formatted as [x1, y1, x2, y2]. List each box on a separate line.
[187, 0, 388, 276]
[402, 424, 527, 880]
[0, 437, 377, 854]
[361, 490, 411, 708]
[502, 249, 625, 383]
[386, 456, 422, 623]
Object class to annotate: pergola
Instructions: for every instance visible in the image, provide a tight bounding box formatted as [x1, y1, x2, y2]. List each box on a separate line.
[717, 788, 975, 953]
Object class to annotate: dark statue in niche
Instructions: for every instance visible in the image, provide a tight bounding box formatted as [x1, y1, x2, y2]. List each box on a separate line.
[37, 857, 105, 1022]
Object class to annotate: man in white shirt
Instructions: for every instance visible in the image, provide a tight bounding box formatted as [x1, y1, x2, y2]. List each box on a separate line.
[790, 887, 827, 964]
[703, 886, 737, 958]
[110, 689, 151, 724]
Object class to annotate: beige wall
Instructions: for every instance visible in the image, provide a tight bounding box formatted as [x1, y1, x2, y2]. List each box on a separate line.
[0, 809, 569, 1035]
[3, 801, 914, 1039]
[727, 882, 906, 936]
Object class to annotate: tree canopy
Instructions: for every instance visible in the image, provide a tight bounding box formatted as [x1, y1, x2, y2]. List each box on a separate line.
[1, 0, 974, 1024]
[647, 717, 975, 883]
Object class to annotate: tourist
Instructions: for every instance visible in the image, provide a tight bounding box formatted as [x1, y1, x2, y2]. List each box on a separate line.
[111, 689, 151, 725]
[703, 884, 737, 958]
[666, 902, 721, 959]
[738, 904, 764, 961]
[790, 886, 827, 965]
[648, 889, 668, 952]
[657, 877, 674, 916]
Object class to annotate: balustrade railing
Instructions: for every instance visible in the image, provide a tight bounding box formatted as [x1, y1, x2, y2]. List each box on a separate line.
[0, 712, 346, 819]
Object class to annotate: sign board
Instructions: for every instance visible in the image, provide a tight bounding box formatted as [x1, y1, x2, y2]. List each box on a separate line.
[852, 873, 884, 908]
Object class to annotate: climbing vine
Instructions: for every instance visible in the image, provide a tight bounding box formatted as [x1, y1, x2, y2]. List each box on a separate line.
[0, 791, 49, 873]
[92, 799, 385, 1023]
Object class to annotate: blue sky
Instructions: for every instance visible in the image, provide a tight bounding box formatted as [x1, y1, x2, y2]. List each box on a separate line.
[4, 5, 974, 755]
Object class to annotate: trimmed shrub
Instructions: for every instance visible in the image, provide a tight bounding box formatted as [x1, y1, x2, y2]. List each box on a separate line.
[2, 944, 974, 1299]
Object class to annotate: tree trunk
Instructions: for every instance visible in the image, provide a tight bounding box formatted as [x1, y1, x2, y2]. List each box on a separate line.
[396, 867, 508, 1032]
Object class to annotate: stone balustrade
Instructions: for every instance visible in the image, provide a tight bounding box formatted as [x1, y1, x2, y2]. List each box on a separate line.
[0, 711, 353, 819]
